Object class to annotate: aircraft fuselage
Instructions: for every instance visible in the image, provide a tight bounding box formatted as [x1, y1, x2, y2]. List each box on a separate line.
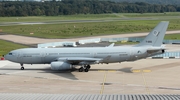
[5, 46, 152, 64]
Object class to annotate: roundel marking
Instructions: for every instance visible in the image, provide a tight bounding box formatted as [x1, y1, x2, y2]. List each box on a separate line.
[153, 30, 158, 36]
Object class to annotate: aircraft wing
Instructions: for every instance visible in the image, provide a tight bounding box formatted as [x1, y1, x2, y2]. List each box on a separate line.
[56, 57, 102, 65]
[107, 43, 115, 47]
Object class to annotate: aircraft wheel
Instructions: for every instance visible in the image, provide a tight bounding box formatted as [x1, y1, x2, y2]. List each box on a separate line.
[79, 67, 83, 72]
[87, 65, 91, 69]
[84, 68, 89, 72]
[21, 67, 24, 70]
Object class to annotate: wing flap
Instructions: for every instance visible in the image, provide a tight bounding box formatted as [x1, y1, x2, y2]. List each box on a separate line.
[57, 57, 102, 61]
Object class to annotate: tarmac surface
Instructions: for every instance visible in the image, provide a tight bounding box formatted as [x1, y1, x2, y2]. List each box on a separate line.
[0, 30, 180, 45]
[0, 44, 180, 94]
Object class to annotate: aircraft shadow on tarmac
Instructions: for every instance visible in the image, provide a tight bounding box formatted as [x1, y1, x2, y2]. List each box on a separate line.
[0, 66, 79, 80]
[0, 66, 134, 80]
[138, 61, 180, 71]
[40, 68, 79, 80]
[89, 67, 133, 73]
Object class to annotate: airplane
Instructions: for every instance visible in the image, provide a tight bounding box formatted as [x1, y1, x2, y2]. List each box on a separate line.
[4, 21, 169, 72]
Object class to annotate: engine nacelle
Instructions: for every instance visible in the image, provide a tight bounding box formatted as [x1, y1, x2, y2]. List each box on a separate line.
[51, 61, 72, 70]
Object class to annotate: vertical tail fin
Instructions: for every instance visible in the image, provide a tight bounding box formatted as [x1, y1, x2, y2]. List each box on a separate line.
[136, 21, 169, 47]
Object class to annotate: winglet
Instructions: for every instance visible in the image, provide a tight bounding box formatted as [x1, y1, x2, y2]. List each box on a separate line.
[135, 21, 169, 47]
[107, 43, 115, 47]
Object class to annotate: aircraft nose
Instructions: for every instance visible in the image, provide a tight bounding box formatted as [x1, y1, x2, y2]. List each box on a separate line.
[4, 54, 12, 61]
[4, 53, 18, 62]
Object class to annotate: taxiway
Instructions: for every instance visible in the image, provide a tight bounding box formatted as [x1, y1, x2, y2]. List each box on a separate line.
[0, 44, 180, 94]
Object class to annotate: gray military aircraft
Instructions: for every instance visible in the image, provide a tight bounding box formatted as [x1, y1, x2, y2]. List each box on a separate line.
[4, 21, 169, 72]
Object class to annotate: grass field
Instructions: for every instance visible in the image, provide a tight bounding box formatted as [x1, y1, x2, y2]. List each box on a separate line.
[0, 40, 28, 57]
[122, 12, 180, 17]
[0, 13, 180, 39]
[1, 19, 180, 38]
[165, 34, 180, 40]
[0, 12, 180, 22]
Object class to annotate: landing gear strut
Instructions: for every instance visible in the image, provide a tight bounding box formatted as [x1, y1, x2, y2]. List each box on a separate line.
[79, 65, 91, 72]
[20, 63, 24, 70]
[79, 67, 83, 72]
[84, 65, 90, 72]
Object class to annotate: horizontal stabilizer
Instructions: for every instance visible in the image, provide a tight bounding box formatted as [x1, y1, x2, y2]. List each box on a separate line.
[147, 46, 165, 54]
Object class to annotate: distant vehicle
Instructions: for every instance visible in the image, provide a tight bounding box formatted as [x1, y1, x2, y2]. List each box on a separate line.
[4, 21, 169, 72]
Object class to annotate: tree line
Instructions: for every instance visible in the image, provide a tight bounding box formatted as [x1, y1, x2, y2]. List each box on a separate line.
[108, 0, 180, 5]
[0, 0, 180, 16]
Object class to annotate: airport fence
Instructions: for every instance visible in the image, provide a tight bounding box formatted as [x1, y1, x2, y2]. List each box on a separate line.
[151, 51, 180, 58]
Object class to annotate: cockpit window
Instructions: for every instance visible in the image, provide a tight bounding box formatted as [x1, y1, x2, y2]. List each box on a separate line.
[9, 53, 12, 55]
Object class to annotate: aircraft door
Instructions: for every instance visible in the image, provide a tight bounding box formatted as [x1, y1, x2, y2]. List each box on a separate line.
[92, 52, 97, 58]
[17, 52, 23, 63]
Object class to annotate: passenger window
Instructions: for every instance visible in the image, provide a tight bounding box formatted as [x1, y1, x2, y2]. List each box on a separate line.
[9, 53, 12, 55]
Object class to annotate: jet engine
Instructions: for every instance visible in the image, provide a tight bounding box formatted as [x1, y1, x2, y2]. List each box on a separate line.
[51, 61, 72, 70]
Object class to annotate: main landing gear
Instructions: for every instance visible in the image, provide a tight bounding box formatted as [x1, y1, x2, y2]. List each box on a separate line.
[79, 65, 91, 72]
[20, 63, 24, 70]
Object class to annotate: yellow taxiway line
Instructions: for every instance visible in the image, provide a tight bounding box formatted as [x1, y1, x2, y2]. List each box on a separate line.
[132, 70, 151, 73]
[141, 71, 150, 94]
[100, 71, 108, 94]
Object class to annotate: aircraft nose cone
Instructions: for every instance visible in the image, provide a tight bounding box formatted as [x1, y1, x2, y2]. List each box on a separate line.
[4, 55, 7, 60]
[4, 54, 17, 62]
[4, 54, 10, 60]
